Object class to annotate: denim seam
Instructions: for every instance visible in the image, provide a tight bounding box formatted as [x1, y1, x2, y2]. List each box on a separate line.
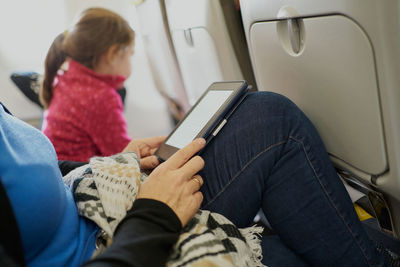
[203, 139, 288, 208]
[288, 135, 374, 266]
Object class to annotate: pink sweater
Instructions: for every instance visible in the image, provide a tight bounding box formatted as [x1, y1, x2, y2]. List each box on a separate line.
[42, 60, 131, 162]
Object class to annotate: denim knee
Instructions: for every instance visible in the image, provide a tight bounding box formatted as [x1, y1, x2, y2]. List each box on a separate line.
[245, 91, 306, 122]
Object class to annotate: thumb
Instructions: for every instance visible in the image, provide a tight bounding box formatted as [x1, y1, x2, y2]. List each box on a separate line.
[140, 156, 159, 170]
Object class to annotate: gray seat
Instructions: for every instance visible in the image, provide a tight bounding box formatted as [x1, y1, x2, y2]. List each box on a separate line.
[135, 0, 191, 122]
[240, 0, 400, 236]
[165, 0, 256, 105]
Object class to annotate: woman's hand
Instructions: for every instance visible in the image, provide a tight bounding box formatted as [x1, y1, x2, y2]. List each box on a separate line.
[122, 136, 166, 171]
[137, 138, 206, 226]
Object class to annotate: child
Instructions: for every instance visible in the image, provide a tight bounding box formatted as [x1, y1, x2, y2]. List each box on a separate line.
[40, 7, 135, 162]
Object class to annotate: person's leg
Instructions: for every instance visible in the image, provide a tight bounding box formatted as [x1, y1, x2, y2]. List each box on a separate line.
[261, 235, 309, 267]
[199, 91, 385, 266]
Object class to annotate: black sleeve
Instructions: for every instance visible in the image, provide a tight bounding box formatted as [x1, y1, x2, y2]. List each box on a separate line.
[0, 180, 25, 267]
[58, 160, 88, 176]
[82, 198, 182, 267]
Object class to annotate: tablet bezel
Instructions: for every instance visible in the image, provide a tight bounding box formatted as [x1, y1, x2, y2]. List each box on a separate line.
[155, 81, 248, 162]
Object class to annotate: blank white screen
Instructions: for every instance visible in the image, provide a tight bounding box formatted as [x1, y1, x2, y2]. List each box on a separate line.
[165, 90, 232, 149]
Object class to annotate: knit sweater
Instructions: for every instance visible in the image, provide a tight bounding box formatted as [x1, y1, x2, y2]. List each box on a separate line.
[42, 59, 131, 162]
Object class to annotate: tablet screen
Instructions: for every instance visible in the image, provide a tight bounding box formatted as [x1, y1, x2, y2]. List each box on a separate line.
[165, 90, 232, 149]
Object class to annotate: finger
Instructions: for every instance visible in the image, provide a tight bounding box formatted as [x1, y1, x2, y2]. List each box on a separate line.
[186, 175, 203, 193]
[191, 175, 204, 186]
[182, 191, 203, 226]
[149, 147, 159, 155]
[179, 156, 205, 178]
[141, 136, 167, 148]
[166, 138, 206, 169]
[138, 136, 167, 157]
[137, 142, 150, 157]
[192, 191, 203, 209]
[122, 141, 140, 154]
[140, 155, 159, 170]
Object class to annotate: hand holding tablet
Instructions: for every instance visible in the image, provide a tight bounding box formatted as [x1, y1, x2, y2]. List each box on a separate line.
[155, 81, 250, 162]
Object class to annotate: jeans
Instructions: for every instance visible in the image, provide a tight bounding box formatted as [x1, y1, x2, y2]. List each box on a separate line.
[199, 92, 385, 266]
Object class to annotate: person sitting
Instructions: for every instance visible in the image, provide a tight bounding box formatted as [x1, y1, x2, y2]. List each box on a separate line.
[40, 7, 134, 162]
[0, 91, 387, 266]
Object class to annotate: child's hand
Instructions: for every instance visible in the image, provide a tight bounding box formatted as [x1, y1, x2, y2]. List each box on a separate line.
[122, 136, 166, 170]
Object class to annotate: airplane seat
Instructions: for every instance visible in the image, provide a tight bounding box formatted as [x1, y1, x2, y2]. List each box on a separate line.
[164, 0, 257, 106]
[239, 0, 400, 237]
[135, 0, 191, 123]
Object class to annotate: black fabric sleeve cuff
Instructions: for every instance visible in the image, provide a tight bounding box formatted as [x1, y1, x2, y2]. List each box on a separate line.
[58, 160, 87, 176]
[83, 199, 182, 267]
[119, 198, 182, 234]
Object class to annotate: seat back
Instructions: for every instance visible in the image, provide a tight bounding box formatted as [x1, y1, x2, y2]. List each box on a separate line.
[240, 0, 400, 236]
[165, 0, 256, 105]
[135, 0, 191, 120]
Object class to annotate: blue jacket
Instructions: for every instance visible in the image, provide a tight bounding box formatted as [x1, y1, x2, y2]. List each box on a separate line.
[0, 104, 98, 266]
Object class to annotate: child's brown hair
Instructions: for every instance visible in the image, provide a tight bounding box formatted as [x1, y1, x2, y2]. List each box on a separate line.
[40, 7, 135, 108]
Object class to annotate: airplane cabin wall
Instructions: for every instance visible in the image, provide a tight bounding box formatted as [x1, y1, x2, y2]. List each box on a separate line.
[0, 0, 67, 122]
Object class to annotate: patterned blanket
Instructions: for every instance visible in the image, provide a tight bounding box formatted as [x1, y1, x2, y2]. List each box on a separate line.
[63, 152, 265, 267]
